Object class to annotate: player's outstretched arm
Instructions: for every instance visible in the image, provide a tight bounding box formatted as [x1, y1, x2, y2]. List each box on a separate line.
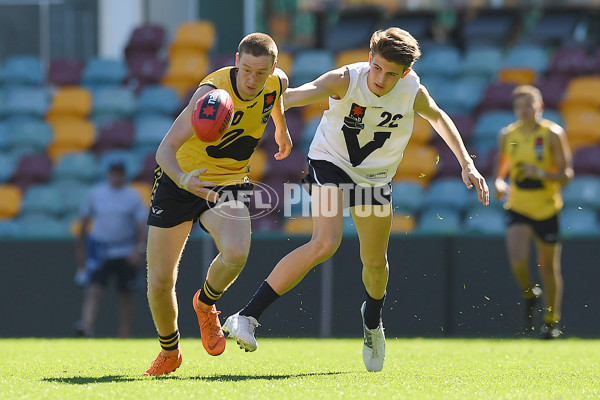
[272, 68, 292, 160]
[414, 85, 489, 206]
[155, 84, 219, 202]
[283, 67, 350, 110]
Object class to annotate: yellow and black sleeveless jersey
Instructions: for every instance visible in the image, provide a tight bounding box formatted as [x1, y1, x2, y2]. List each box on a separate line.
[176, 67, 282, 185]
[501, 119, 563, 220]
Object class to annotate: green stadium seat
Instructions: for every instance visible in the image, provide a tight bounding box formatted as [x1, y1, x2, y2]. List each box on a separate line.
[423, 177, 472, 212]
[560, 207, 600, 238]
[0, 55, 44, 86]
[20, 184, 66, 216]
[52, 151, 99, 183]
[416, 207, 461, 235]
[391, 181, 425, 214]
[463, 206, 505, 235]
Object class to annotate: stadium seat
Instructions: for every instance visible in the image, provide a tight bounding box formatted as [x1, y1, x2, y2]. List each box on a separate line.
[542, 109, 564, 127]
[547, 47, 588, 77]
[99, 149, 142, 181]
[335, 49, 369, 69]
[136, 152, 157, 184]
[432, 114, 475, 153]
[0, 184, 22, 218]
[47, 58, 85, 86]
[276, 51, 293, 77]
[46, 86, 92, 120]
[497, 68, 537, 86]
[423, 177, 472, 212]
[18, 214, 72, 239]
[248, 147, 269, 182]
[410, 115, 432, 145]
[386, 12, 435, 40]
[133, 115, 172, 150]
[3, 87, 49, 118]
[560, 207, 600, 238]
[461, 11, 518, 47]
[562, 109, 600, 151]
[0, 152, 19, 183]
[169, 21, 216, 55]
[390, 213, 416, 235]
[562, 175, 600, 210]
[47, 119, 95, 160]
[291, 49, 334, 86]
[125, 24, 166, 61]
[127, 55, 166, 92]
[525, 10, 583, 47]
[0, 219, 22, 238]
[7, 119, 53, 153]
[463, 206, 505, 235]
[300, 101, 329, 123]
[323, 10, 377, 53]
[11, 152, 53, 190]
[130, 181, 152, 208]
[81, 58, 128, 87]
[414, 46, 461, 78]
[434, 147, 463, 179]
[415, 206, 461, 235]
[51, 151, 98, 183]
[94, 119, 135, 155]
[284, 216, 313, 235]
[0, 55, 44, 86]
[432, 77, 487, 115]
[21, 184, 66, 216]
[390, 180, 425, 213]
[502, 45, 548, 76]
[536, 76, 569, 110]
[162, 54, 210, 97]
[392, 143, 438, 183]
[136, 85, 179, 117]
[478, 82, 517, 112]
[560, 76, 600, 110]
[462, 46, 503, 80]
[572, 145, 600, 176]
[472, 110, 515, 159]
[91, 86, 136, 125]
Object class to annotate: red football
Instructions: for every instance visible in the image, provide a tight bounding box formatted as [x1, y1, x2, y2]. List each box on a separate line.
[191, 88, 234, 142]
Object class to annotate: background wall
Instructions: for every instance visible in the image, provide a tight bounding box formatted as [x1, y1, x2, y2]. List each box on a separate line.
[1, 235, 598, 338]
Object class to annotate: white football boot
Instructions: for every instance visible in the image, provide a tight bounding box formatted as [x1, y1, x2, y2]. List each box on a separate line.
[360, 302, 386, 372]
[222, 312, 259, 352]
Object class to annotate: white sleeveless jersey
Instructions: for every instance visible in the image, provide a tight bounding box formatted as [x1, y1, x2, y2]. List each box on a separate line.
[307, 62, 420, 185]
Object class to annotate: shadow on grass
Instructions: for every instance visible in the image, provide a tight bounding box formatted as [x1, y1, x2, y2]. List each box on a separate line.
[43, 371, 349, 384]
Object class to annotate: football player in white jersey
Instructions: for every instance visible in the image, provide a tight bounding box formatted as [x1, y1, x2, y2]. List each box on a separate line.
[223, 28, 489, 372]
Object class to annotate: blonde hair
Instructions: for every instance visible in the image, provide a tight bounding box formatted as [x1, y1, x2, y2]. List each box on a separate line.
[370, 27, 421, 67]
[238, 33, 278, 64]
[512, 85, 544, 108]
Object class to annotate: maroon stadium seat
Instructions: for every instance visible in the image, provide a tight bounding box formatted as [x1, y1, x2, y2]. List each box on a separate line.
[478, 82, 517, 113]
[11, 153, 53, 191]
[94, 120, 135, 155]
[47, 58, 84, 86]
[573, 145, 600, 176]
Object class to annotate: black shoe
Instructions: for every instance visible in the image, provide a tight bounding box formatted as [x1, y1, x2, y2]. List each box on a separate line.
[74, 321, 92, 338]
[540, 323, 561, 339]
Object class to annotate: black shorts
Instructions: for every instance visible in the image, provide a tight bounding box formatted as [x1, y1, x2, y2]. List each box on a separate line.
[505, 209, 560, 243]
[303, 158, 391, 207]
[89, 258, 140, 292]
[148, 166, 253, 230]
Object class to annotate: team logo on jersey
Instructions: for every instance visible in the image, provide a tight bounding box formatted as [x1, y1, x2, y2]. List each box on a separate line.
[343, 103, 366, 129]
[262, 91, 277, 114]
[535, 137, 544, 160]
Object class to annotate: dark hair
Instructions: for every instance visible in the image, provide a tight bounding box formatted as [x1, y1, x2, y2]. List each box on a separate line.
[370, 28, 421, 67]
[238, 33, 278, 64]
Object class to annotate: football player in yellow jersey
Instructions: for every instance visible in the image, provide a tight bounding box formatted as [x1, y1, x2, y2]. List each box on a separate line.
[494, 85, 573, 339]
[144, 32, 292, 376]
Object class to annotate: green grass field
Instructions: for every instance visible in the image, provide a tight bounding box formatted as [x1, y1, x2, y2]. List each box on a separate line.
[1, 337, 599, 399]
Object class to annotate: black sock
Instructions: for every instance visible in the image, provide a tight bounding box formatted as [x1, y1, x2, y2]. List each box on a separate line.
[239, 280, 280, 321]
[197, 281, 222, 306]
[364, 291, 385, 330]
[159, 330, 180, 351]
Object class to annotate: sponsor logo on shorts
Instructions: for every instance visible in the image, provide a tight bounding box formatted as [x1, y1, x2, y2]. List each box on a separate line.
[151, 206, 164, 215]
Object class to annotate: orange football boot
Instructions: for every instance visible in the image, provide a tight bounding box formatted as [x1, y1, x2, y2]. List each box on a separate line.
[144, 350, 182, 376]
[193, 290, 226, 356]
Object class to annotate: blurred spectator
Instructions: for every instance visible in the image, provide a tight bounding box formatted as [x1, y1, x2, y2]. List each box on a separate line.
[74, 159, 148, 338]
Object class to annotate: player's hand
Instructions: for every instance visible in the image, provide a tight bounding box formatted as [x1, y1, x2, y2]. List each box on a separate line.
[178, 168, 220, 202]
[274, 128, 292, 160]
[494, 178, 509, 200]
[461, 163, 489, 206]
